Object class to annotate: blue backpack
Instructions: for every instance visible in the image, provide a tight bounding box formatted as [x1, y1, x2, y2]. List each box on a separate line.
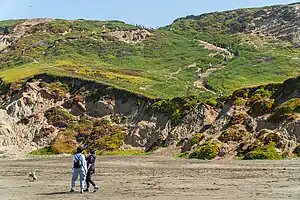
[73, 154, 82, 169]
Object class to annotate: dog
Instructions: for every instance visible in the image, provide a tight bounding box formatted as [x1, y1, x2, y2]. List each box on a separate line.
[29, 171, 37, 182]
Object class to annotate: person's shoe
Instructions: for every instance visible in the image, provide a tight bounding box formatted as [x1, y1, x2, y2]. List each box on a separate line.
[80, 189, 84, 194]
[83, 188, 90, 192]
[69, 188, 75, 193]
[94, 186, 99, 193]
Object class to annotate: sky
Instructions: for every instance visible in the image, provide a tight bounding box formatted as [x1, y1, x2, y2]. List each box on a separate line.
[0, 0, 299, 28]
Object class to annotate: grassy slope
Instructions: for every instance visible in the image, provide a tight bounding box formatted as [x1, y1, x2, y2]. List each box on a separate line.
[0, 20, 223, 98]
[167, 5, 300, 94]
[1, 4, 300, 98]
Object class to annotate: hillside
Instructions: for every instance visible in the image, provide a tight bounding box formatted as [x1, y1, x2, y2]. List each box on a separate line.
[167, 2, 300, 93]
[0, 3, 300, 159]
[0, 19, 224, 99]
[0, 3, 299, 99]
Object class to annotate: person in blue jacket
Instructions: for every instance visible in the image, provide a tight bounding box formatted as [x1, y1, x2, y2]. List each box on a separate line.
[69, 147, 87, 193]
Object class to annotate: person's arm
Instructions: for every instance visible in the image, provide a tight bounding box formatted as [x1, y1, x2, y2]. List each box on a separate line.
[71, 155, 75, 170]
[87, 156, 92, 171]
[82, 154, 88, 173]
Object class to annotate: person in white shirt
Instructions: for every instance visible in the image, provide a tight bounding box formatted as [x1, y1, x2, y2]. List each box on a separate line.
[69, 147, 87, 193]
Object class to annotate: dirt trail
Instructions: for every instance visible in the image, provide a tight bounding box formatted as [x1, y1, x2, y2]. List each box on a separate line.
[198, 40, 233, 59]
[195, 65, 226, 94]
[193, 40, 234, 93]
[165, 67, 183, 81]
[164, 40, 232, 93]
[0, 156, 299, 200]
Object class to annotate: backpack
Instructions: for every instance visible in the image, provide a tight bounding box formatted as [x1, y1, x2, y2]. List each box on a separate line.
[73, 154, 82, 169]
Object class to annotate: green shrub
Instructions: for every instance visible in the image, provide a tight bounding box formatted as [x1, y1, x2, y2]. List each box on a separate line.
[50, 129, 77, 154]
[243, 142, 282, 160]
[246, 139, 263, 153]
[76, 119, 93, 136]
[100, 149, 145, 156]
[205, 98, 217, 107]
[246, 131, 283, 154]
[45, 107, 75, 128]
[85, 119, 126, 151]
[230, 113, 247, 125]
[151, 96, 202, 125]
[232, 97, 246, 106]
[247, 88, 273, 105]
[232, 89, 249, 99]
[110, 115, 121, 124]
[94, 131, 126, 151]
[292, 145, 300, 157]
[189, 142, 219, 160]
[261, 132, 283, 149]
[29, 147, 56, 155]
[248, 99, 274, 116]
[176, 152, 189, 159]
[269, 98, 300, 122]
[218, 125, 248, 143]
[47, 81, 70, 99]
[190, 133, 204, 146]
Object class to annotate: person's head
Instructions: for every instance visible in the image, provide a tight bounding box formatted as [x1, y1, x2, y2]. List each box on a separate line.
[90, 149, 96, 155]
[76, 147, 83, 154]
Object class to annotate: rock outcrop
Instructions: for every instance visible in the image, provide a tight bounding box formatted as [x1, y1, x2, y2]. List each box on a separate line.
[103, 29, 153, 43]
[0, 19, 54, 51]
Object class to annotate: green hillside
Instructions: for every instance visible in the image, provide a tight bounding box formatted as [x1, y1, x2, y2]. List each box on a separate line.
[0, 3, 300, 98]
[167, 3, 300, 93]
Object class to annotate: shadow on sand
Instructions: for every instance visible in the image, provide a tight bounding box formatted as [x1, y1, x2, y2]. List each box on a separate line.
[37, 191, 70, 196]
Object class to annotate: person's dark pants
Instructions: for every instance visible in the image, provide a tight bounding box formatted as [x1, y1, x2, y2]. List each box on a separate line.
[86, 171, 96, 189]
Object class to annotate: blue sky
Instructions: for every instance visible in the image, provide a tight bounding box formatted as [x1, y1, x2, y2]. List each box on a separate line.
[0, 0, 299, 27]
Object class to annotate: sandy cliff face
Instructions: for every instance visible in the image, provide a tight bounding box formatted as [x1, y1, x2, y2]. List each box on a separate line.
[0, 74, 299, 159]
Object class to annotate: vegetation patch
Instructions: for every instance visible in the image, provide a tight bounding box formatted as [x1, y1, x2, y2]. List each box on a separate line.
[50, 129, 77, 154]
[269, 98, 300, 122]
[190, 133, 204, 146]
[218, 125, 248, 143]
[232, 97, 246, 106]
[175, 152, 189, 159]
[293, 145, 300, 157]
[247, 88, 273, 105]
[99, 149, 146, 156]
[151, 96, 202, 125]
[77, 119, 127, 151]
[204, 98, 218, 107]
[33, 127, 55, 142]
[243, 142, 282, 160]
[260, 132, 283, 149]
[232, 89, 249, 99]
[248, 98, 274, 117]
[189, 142, 219, 160]
[0, 20, 25, 34]
[230, 113, 248, 125]
[244, 131, 283, 155]
[47, 81, 69, 98]
[29, 147, 56, 155]
[45, 107, 76, 128]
